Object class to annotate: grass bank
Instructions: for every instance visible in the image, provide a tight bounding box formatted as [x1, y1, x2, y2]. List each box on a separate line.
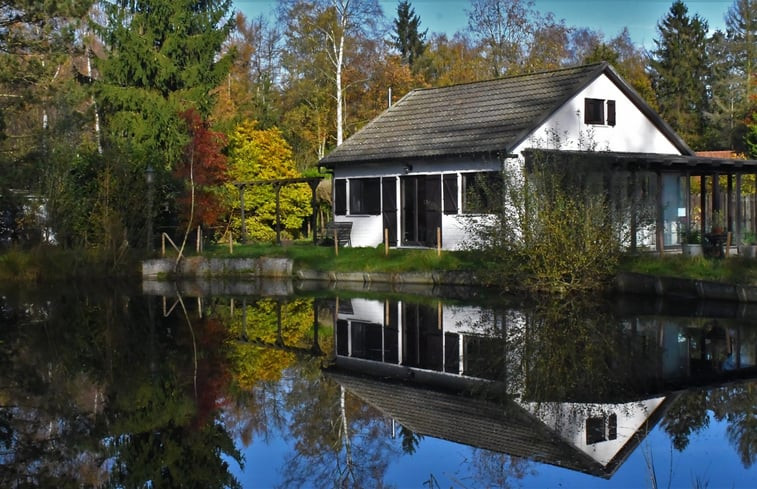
[7, 241, 757, 288]
[204, 241, 480, 273]
[619, 254, 757, 286]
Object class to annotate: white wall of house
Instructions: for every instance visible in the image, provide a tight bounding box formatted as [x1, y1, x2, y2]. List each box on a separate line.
[332, 158, 501, 249]
[518, 74, 682, 155]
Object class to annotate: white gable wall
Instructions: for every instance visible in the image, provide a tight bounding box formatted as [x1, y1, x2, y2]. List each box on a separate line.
[515, 73, 683, 155]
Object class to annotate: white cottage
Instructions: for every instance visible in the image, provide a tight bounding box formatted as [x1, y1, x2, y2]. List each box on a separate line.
[319, 62, 757, 252]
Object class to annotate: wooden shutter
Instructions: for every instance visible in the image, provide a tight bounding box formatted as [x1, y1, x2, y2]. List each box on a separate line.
[607, 100, 616, 126]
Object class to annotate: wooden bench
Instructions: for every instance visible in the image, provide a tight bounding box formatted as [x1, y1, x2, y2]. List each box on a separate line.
[321, 221, 352, 247]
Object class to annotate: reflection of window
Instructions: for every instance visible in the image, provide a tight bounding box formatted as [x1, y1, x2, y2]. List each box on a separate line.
[462, 172, 500, 214]
[584, 98, 616, 126]
[349, 178, 381, 215]
[586, 413, 618, 445]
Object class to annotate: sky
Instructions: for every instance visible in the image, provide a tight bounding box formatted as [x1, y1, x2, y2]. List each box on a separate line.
[233, 0, 732, 49]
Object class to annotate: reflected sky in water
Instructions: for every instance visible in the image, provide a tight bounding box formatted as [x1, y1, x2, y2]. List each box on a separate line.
[1, 280, 756, 488]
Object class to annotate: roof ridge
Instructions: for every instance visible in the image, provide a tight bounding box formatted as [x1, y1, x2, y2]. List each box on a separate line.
[409, 62, 608, 94]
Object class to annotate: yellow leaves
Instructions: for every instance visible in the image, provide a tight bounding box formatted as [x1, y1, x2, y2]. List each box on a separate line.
[224, 120, 313, 241]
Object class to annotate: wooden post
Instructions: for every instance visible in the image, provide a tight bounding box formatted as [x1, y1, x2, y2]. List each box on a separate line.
[196, 225, 201, 253]
[384, 228, 389, 256]
[228, 231, 233, 255]
[436, 227, 441, 257]
[275, 183, 282, 245]
[162, 233, 166, 257]
[334, 228, 339, 256]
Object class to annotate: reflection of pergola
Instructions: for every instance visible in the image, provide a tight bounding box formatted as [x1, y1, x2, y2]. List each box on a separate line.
[524, 149, 757, 253]
[233, 177, 325, 244]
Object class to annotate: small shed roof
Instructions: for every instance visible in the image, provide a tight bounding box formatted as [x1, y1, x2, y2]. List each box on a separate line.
[320, 63, 692, 166]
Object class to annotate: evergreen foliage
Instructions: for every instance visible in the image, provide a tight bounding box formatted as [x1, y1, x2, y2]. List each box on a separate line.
[94, 0, 234, 170]
[647, 1, 711, 149]
[392, 0, 427, 70]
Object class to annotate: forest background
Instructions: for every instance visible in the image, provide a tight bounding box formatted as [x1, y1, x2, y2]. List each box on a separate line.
[0, 0, 755, 262]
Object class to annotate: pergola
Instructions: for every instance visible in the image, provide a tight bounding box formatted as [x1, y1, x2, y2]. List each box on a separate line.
[523, 149, 757, 254]
[233, 176, 325, 245]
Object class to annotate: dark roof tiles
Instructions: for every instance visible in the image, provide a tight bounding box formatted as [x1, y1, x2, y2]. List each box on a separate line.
[321, 63, 607, 165]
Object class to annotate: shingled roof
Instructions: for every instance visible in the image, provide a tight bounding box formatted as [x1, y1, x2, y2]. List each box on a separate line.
[320, 62, 690, 166]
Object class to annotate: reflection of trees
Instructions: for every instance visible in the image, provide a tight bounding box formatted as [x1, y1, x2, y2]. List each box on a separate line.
[662, 382, 757, 467]
[465, 449, 535, 489]
[279, 372, 400, 489]
[0, 287, 242, 488]
[661, 390, 710, 450]
[711, 383, 757, 467]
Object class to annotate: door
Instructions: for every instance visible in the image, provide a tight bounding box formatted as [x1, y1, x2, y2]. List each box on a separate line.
[401, 175, 441, 247]
[382, 177, 397, 246]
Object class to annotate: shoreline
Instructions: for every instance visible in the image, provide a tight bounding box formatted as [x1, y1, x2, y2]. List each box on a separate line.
[142, 257, 757, 303]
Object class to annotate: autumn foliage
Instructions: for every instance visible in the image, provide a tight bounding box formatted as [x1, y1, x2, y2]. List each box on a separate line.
[174, 109, 228, 234]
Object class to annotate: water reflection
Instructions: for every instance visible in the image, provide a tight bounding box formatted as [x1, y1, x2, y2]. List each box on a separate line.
[1, 282, 756, 487]
[327, 293, 757, 481]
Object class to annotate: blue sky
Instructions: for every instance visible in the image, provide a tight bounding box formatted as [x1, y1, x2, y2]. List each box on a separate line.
[234, 0, 731, 49]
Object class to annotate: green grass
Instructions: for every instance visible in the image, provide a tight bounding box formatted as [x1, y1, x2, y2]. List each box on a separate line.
[619, 254, 757, 285]
[204, 240, 481, 273]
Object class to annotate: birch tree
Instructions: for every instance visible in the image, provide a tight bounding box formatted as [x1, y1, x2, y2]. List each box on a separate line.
[280, 0, 383, 148]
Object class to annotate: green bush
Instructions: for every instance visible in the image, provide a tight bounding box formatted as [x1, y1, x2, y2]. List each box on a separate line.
[465, 168, 622, 294]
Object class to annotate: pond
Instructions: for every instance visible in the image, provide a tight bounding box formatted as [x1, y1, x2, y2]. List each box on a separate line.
[1, 279, 756, 488]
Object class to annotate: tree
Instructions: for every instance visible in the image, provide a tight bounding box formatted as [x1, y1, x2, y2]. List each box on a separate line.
[174, 109, 228, 247]
[213, 12, 283, 134]
[725, 0, 756, 104]
[466, 0, 537, 77]
[582, 29, 657, 109]
[422, 32, 487, 86]
[0, 1, 95, 246]
[89, 0, 234, 250]
[279, 0, 384, 148]
[706, 29, 746, 149]
[647, 1, 711, 149]
[94, 0, 234, 169]
[747, 100, 757, 157]
[224, 121, 312, 242]
[392, 0, 427, 71]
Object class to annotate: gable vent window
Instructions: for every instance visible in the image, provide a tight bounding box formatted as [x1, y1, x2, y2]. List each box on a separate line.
[584, 98, 616, 126]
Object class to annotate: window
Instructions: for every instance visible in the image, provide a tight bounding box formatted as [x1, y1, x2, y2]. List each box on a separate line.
[586, 413, 618, 445]
[349, 178, 381, 215]
[584, 98, 616, 126]
[462, 172, 500, 214]
[584, 98, 604, 124]
[443, 174, 458, 214]
[334, 179, 347, 215]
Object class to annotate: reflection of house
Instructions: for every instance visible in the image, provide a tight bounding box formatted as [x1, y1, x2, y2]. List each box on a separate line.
[329, 296, 757, 478]
[327, 369, 674, 478]
[319, 63, 757, 251]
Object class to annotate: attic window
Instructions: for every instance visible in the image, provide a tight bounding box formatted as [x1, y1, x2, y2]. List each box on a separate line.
[584, 98, 616, 126]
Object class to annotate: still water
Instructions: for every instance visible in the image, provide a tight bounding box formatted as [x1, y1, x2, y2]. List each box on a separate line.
[1, 279, 756, 488]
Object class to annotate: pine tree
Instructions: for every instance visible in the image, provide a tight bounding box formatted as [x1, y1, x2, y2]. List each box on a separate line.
[648, 1, 711, 149]
[94, 0, 234, 170]
[392, 0, 427, 70]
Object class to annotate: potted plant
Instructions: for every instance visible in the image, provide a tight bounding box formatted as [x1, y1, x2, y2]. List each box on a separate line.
[739, 231, 757, 258]
[711, 210, 725, 234]
[682, 228, 703, 257]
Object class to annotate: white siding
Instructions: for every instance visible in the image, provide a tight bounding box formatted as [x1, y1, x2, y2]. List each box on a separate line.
[517, 74, 682, 155]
